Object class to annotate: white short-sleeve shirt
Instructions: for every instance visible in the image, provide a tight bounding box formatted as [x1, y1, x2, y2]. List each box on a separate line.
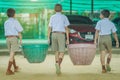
[4, 18, 23, 36]
[95, 18, 117, 35]
[49, 12, 70, 32]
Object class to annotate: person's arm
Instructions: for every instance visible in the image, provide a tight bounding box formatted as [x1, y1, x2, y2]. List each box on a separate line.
[94, 30, 99, 44]
[65, 27, 69, 45]
[18, 32, 22, 45]
[64, 16, 70, 45]
[113, 32, 119, 48]
[15, 20, 23, 45]
[48, 16, 52, 44]
[48, 27, 52, 44]
[94, 21, 100, 44]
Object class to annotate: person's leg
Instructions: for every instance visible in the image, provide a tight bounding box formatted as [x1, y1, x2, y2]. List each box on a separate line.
[13, 57, 20, 72]
[107, 53, 111, 64]
[6, 37, 20, 75]
[106, 51, 112, 71]
[59, 53, 64, 67]
[55, 51, 61, 74]
[58, 33, 65, 67]
[100, 50, 106, 73]
[55, 51, 59, 64]
[105, 35, 112, 71]
[6, 38, 14, 75]
[107, 51, 112, 65]
[12, 37, 20, 72]
[51, 33, 60, 74]
[6, 51, 15, 75]
[99, 36, 107, 73]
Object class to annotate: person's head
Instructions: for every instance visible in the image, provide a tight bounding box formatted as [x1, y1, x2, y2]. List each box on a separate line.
[54, 4, 62, 12]
[100, 9, 110, 19]
[7, 8, 15, 17]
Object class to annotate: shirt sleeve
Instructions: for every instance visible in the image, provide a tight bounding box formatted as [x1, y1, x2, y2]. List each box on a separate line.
[15, 20, 23, 32]
[48, 17, 52, 27]
[64, 16, 70, 27]
[111, 23, 117, 33]
[95, 21, 101, 31]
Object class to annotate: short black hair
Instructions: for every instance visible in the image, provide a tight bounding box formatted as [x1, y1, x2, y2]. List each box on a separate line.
[54, 4, 62, 12]
[101, 10, 110, 18]
[7, 8, 15, 17]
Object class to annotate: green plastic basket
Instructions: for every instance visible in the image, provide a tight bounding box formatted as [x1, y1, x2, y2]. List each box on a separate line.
[22, 44, 49, 63]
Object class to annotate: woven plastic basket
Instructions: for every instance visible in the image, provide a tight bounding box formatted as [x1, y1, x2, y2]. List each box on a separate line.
[68, 43, 96, 65]
[23, 44, 48, 63]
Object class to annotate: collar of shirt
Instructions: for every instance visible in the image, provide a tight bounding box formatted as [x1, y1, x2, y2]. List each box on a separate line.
[8, 17, 15, 20]
[56, 12, 61, 15]
[102, 18, 109, 20]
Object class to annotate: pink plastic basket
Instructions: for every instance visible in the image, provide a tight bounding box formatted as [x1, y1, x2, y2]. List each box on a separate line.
[68, 43, 96, 65]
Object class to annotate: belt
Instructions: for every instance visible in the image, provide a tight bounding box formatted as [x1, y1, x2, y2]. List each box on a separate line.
[100, 35, 110, 37]
[6, 36, 18, 38]
[52, 31, 65, 34]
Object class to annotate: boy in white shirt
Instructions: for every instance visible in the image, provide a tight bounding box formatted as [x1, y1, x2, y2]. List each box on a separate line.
[94, 10, 119, 73]
[48, 4, 70, 74]
[4, 8, 23, 75]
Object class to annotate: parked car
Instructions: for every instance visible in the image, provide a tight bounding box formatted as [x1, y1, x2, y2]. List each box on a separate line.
[67, 15, 93, 24]
[112, 17, 120, 46]
[66, 15, 95, 44]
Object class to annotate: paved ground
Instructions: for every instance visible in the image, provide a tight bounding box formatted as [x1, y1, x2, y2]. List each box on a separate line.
[0, 54, 120, 80]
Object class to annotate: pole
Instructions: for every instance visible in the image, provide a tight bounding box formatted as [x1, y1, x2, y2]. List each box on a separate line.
[70, 0, 72, 15]
[91, 0, 94, 19]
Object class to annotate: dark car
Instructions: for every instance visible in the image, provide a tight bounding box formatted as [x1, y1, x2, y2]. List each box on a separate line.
[112, 17, 120, 46]
[67, 15, 93, 24]
[66, 15, 95, 44]
[49, 15, 95, 45]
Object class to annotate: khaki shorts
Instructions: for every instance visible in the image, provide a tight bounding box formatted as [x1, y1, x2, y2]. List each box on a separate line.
[6, 37, 19, 52]
[51, 33, 65, 52]
[98, 35, 112, 52]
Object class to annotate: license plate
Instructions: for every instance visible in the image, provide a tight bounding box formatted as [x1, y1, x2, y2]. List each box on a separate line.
[85, 35, 93, 40]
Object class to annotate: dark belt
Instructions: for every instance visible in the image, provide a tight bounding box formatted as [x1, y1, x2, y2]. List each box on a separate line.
[52, 31, 65, 34]
[6, 36, 18, 38]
